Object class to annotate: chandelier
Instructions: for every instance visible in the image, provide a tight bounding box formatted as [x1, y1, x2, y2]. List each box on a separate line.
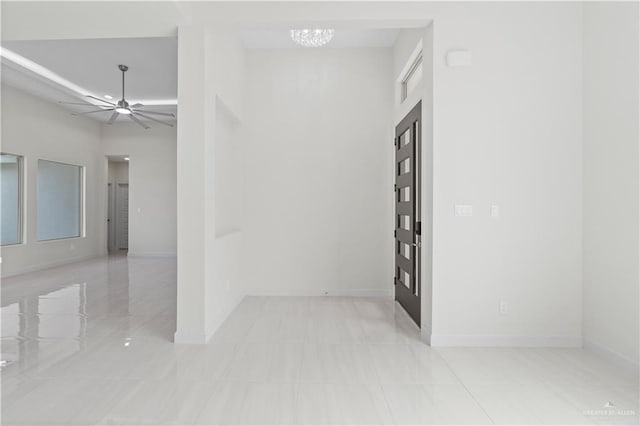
[290, 29, 335, 47]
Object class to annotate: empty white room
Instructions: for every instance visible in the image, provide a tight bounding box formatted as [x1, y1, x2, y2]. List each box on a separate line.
[0, 1, 638, 425]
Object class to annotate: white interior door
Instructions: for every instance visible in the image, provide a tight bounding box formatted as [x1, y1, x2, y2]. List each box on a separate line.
[116, 183, 129, 250]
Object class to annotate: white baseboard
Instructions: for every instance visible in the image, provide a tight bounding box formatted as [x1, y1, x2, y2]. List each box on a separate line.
[174, 292, 245, 345]
[127, 252, 177, 258]
[173, 330, 211, 345]
[1, 254, 102, 279]
[430, 334, 583, 348]
[246, 289, 393, 298]
[584, 339, 640, 373]
[421, 323, 433, 345]
[204, 292, 246, 342]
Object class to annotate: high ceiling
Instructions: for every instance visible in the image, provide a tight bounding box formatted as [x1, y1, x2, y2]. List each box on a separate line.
[0, 28, 403, 123]
[3, 37, 178, 101]
[1, 37, 178, 122]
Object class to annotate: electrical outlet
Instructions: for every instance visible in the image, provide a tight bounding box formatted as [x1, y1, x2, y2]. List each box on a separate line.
[499, 300, 508, 315]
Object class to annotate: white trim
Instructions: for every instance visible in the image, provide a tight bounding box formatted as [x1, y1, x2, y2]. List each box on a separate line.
[173, 330, 210, 345]
[127, 252, 177, 258]
[584, 339, 640, 373]
[174, 292, 245, 345]
[401, 53, 423, 102]
[204, 292, 246, 341]
[430, 334, 583, 348]
[246, 289, 393, 298]
[421, 323, 433, 345]
[396, 39, 423, 84]
[0, 253, 103, 278]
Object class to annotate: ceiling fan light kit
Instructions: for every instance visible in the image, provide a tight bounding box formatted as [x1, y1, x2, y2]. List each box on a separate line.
[60, 64, 175, 129]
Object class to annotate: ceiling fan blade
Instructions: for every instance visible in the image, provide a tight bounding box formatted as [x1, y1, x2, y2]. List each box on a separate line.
[128, 113, 150, 129]
[72, 108, 115, 116]
[59, 101, 96, 106]
[130, 103, 144, 108]
[86, 95, 116, 106]
[107, 111, 119, 125]
[131, 109, 175, 117]
[134, 112, 174, 127]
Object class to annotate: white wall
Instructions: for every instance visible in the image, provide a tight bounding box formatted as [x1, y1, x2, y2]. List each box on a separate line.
[244, 48, 393, 296]
[390, 4, 584, 347]
[204, 29, 246, 341]
[101, 123, 177, 257]
[582, 1, 639, 368]
[175, 26, 247, 343]
[214, 99, 242, 237]
[174, 2, 585, 345]
[0, 84, 105, 277]
[175, 25, 208, 343]
[429, 3, 584, 346]
[11, 1, 621, 351]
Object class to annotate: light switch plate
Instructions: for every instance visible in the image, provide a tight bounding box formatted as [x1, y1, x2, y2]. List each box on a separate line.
[491, 205, 500, 217]
[455, 204, 473, 217]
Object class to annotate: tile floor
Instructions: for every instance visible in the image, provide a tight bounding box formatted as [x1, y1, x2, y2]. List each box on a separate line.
[1, 256, 638, 425]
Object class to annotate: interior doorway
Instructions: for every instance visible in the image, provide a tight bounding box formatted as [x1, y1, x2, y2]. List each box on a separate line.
[394, 101, 422, 326]
[107, 156, 130, 253]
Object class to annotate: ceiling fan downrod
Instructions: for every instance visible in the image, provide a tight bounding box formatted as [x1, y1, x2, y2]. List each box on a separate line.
[118, 64, 128, 101]
[115, 65, 131, 114]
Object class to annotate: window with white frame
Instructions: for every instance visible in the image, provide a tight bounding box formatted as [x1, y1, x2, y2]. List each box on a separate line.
[1, 153, 23, 245]
[37, 159, 83, 241]
[401, 53, 423, 102]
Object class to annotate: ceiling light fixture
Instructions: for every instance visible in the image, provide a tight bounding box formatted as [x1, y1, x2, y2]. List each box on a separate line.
[124, 157, 130, 161]
[59, 64, 175, 129]
[290, 29, 334, 47]
[115, 106, 131, 115]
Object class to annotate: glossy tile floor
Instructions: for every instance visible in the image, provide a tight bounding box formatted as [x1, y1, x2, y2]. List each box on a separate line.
[1, 256, 638, 425]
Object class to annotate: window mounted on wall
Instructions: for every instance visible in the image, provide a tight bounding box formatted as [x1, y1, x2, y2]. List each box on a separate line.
[37, 160, 83, 241]
[1, 153, 23, 245]
[401, 53, 423, 102]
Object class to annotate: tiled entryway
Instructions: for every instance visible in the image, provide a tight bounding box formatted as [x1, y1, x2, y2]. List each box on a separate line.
[1, 256, 638, 425]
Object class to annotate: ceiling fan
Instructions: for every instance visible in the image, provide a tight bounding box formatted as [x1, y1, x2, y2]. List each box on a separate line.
[60, 64, 175, 129]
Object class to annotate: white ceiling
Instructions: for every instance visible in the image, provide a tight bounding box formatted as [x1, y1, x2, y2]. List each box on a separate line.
[1, 37, 177, 122]
[241, 28, 400, 49]
[0, 30, 398, 123]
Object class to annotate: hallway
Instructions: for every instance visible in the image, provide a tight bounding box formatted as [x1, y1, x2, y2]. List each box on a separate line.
[1, 257, 637, 425]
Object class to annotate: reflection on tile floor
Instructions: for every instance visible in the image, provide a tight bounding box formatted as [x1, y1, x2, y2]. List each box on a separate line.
[1, 256, 638, 425]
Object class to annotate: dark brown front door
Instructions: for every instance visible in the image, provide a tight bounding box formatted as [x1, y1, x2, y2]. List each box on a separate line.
[394, 101, 421, 326]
